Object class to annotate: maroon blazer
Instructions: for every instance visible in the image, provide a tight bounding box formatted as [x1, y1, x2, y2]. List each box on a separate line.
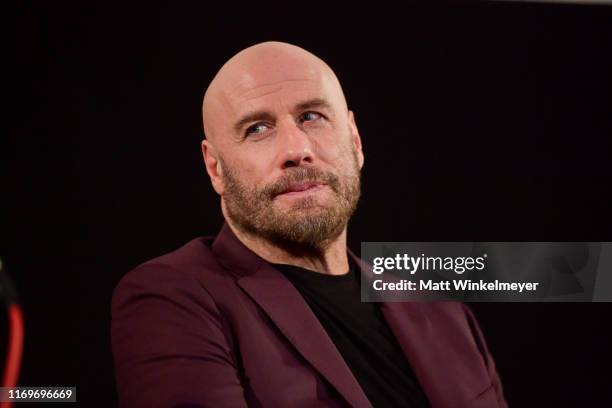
[112, 224, 507, 407]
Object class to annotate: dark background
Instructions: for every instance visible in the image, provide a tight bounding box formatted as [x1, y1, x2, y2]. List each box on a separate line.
[3, 1, 612, 406]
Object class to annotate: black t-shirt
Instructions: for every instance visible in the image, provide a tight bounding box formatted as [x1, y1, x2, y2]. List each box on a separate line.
[274, 259, 430, 408]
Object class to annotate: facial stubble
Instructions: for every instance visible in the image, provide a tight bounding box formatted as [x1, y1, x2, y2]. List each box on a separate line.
[220, 148, 361, 249]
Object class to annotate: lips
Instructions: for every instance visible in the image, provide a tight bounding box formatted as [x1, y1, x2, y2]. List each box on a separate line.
[276, 181, 326, 197]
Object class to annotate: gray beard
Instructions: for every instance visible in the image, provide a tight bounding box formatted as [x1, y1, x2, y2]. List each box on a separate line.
[220, 155, 361, 249]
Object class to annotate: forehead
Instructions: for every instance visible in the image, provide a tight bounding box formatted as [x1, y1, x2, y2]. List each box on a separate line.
[219, 65, 335, 118]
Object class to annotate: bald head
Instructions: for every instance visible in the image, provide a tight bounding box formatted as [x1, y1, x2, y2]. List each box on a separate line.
[202, 41, 348, 141]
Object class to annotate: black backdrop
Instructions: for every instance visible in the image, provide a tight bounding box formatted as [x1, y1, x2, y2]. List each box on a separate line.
[3, 1, 612, 407]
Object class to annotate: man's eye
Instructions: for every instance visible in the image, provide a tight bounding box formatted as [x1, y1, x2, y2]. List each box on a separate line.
[300, 111, 323, 123]
[245, 123, 269, 136]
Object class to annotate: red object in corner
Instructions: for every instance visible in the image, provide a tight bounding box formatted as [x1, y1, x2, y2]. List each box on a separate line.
[1, 304, 24, 408]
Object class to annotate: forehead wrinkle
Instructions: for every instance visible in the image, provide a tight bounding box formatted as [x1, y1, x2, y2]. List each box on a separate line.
[225, 77, 327, 123]
[235, 84, 286, 102]
[231, 75, 321, 100]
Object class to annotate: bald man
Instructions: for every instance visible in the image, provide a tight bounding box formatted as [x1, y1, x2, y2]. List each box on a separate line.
[112, 42, 507, 408]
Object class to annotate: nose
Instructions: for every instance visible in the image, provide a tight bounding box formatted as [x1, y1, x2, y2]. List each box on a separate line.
[277, 119, 314, 169]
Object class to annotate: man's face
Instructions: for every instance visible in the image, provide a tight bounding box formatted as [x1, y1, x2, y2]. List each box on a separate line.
[204, 54, 364, 248]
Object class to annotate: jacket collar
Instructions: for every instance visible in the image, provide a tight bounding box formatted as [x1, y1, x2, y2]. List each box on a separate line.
[212, 222, 373, 407]
[210, 222, 463, 408]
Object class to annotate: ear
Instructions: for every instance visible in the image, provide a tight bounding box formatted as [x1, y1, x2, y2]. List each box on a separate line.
[201, 139, 225, 195]
[347, 110, 364, 169]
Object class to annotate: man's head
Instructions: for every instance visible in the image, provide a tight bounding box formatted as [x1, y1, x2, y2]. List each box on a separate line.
[201, 41, 364, 249]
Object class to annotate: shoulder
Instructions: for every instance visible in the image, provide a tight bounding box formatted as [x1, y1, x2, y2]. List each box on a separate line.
[138, 236, 218, 273]
[111, 237, 224, 312]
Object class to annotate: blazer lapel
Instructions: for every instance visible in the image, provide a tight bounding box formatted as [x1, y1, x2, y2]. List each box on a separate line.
[213, 224, 372, 408]
[351, 252, 457, 408]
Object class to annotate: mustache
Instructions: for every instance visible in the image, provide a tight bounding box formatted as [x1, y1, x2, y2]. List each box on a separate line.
[261, 167, 340, 198]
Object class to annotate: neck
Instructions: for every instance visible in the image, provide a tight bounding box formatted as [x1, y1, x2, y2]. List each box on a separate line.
[225, 219, 350, 276]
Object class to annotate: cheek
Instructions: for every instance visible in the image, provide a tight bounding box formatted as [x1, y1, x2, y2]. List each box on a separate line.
[314, 144, 340, 164]
[313, 133, 356, 170]
[222, 152, 270, 186]
[311, 130, 347, 164]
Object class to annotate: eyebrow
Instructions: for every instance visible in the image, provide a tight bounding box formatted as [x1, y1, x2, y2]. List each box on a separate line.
[232, 97, 332, 134]
[295, 97, 332, 113]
